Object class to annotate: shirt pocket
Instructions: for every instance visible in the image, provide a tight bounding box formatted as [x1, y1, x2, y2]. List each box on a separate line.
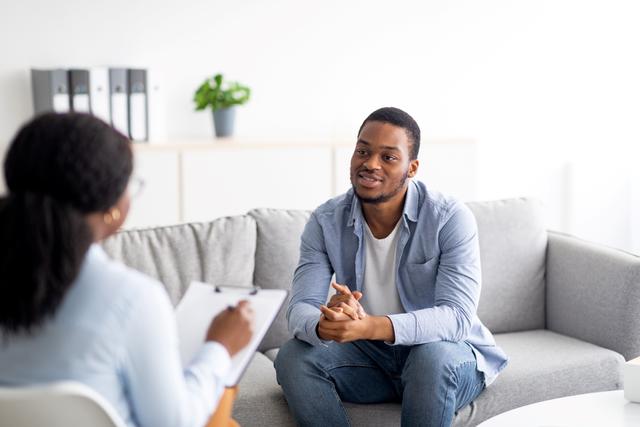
[404, 257, 439, 304]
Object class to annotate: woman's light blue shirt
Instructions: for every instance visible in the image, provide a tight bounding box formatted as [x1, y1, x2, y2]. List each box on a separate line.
[0, 245, 230, 427]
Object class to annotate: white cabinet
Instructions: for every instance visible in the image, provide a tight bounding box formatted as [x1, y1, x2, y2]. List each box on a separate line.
[564, 161, 640, 254]
[181, 145, 333, 222]
[129, 140, 476, 229]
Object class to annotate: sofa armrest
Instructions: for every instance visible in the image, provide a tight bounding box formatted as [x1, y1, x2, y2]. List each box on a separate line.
[546, 231, 640, 360]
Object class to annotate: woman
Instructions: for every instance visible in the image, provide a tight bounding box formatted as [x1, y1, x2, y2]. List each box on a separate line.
[0, 113, 253, 427]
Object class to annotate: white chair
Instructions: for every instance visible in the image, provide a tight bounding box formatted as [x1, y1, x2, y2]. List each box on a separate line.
[0, 381, 127, 427]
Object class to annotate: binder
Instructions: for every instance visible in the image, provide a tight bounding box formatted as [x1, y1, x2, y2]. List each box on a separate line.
[89, 67, 111, 124]
[31, 69, 70, 114]
[68, 69, 91, 113]
[147, 68, 168, 143]
[127, 69, 148, 141]
[109, 68, 129, 137]
[176, 282, 288, 387]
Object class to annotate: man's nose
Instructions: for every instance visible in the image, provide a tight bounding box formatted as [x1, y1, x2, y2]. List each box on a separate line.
[363, 155, 381, 170]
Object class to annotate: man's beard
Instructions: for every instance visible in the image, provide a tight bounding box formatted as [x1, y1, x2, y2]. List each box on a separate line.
[353, 171, 409, 205]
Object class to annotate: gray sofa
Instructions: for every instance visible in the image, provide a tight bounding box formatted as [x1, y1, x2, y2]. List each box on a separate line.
[102, 198, 640, 426]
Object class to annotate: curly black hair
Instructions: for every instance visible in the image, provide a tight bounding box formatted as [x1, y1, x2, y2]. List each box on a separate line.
[357, 107, 421, 160]
[0, 113, 133, 335]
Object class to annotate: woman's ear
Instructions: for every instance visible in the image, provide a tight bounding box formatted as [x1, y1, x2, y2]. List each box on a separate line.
[85, 192, 131, 242]
[109, 192, 131, 233]
[103, 207, 121, 226]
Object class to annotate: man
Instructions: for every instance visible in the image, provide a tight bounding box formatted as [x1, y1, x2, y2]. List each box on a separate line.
[275, 107, 508, 427]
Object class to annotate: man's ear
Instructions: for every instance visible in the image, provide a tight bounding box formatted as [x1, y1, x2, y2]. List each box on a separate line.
[408, 159, 419, 178]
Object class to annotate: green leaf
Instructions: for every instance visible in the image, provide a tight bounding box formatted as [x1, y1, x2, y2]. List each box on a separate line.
[193, 73, 251, 111]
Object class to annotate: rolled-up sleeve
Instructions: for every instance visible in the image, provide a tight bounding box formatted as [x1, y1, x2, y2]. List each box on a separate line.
[123, 283, 231, 427]
[287, 212, 334, 346]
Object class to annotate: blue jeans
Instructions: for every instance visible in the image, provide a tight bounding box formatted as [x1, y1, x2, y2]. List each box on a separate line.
[275, 339, 485, 427]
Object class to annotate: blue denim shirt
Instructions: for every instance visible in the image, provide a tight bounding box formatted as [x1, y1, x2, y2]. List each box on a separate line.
[287, 180, 508, 385]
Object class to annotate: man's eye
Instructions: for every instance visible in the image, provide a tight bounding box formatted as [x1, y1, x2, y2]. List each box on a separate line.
[356, 150, 367, 155]
[384, 155, 397, 161]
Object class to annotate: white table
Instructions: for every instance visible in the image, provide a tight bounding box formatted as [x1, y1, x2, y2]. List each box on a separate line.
[478, 391, 640, 427]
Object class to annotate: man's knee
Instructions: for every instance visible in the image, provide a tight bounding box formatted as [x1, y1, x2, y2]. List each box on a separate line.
[275, 339, 317, 385]
[403, 341, 470, 380]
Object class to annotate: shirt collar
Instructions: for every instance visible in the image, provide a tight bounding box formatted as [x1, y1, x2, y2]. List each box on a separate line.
[347, 188, 360, 227]
[404, 180, 420, 223]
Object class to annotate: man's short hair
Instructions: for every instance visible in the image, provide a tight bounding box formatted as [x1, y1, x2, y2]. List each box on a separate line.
[357, 107, 421, 160]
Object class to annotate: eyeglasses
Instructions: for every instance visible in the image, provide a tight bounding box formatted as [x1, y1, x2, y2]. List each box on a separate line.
[128, 176, 146, 199]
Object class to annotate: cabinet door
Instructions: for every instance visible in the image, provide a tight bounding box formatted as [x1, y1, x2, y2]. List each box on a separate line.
[334, 141, 477, 201]
[182, 146, 333, 222]
[126, 148, 180, 228]
[565, 161, 634, 252]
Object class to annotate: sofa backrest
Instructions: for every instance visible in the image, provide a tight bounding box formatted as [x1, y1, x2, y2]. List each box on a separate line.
[247, 199, 549, 345]
[102, 217, 256, 305]
[248, 209, 312, 351]
[468, 198, 547, 333]
[102, 198, 548, 352]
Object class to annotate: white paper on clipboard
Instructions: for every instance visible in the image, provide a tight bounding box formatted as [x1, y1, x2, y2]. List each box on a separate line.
[175, 281, 287, 387]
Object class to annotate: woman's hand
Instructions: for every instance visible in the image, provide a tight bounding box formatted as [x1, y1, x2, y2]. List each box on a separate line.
[206, 300, 254, 356]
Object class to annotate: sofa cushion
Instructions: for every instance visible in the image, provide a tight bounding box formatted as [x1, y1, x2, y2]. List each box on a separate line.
[234, 352, 294, 426]
[248, 208, 312, 351]
[102, 217, 257, 305]
[244, 330, 623, 426]
[467, 198, 547, 333]
[454, 329, 624, 426]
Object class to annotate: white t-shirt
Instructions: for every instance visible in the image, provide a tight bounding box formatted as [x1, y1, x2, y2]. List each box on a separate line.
[359, 220, 405, 316]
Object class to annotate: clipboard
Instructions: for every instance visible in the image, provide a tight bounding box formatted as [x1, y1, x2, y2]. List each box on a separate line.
[175, 281, 287, 387]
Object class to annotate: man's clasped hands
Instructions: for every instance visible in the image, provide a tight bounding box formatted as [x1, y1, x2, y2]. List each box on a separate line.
[317, 282, 394, 343]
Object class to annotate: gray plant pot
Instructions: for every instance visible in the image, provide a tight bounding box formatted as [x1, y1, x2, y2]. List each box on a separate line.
[212, 107, 236, 138]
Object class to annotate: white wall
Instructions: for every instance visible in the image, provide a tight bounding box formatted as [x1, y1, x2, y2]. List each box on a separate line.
[1, 0, 639, 252]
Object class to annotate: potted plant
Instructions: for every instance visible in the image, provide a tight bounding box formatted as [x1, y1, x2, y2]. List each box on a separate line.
[194, 73, 251, 138]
